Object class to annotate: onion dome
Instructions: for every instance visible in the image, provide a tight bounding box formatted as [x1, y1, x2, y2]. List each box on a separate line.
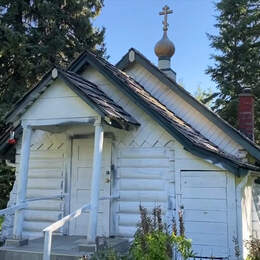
[154, 31, 175, 58]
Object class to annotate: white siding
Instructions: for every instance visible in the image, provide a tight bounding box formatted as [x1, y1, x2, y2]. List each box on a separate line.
[252, 182, 260, 238]
[174, 142, 237, 258]
[181, 170, 229, 256]
[125, 63, 244, 157]
[82, 67, 237, 257]
[18, 131, 66, 238]
[82, 67, 176, 237]
[2, 63, 242, 258]
[115, 146, 174, 237]
[21, 79, 98, 121]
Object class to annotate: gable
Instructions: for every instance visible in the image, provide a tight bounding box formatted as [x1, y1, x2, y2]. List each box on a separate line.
[124, 62, 243, 157]
[21, 79, 98, 121]
[116, 49, 260, 162]
[5, 68, 138, 129]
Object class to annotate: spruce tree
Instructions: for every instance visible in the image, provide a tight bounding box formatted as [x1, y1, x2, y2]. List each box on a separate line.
[0, 0, 106, 120]
[206, 0, 260, 143]
[0, 0, 106, 210]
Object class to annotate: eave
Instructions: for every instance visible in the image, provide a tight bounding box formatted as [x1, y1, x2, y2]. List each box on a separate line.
[116, 48, 260, 162]
[69, 50, 260, 177]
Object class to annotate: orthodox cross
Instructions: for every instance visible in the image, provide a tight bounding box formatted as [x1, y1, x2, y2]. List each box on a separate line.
[159, 5, 173, 31]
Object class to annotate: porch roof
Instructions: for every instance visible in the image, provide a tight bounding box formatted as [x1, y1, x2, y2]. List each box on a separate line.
[58, 69, 139, 127]
[4, 68, 139, 129]
[0, 67, 140, 159]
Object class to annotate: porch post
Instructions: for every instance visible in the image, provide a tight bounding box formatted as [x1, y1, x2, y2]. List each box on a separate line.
[13, 124, 33, 239]
[87, 118, 104, 243]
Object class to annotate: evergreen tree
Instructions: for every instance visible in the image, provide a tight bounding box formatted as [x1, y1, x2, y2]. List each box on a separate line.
[0, 0, 106, 120]
[206, 0, 260, 143]
[0, 0, 106, 211]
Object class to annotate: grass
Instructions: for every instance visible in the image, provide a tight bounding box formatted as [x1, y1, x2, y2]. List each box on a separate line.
[0, 216, 4, 232]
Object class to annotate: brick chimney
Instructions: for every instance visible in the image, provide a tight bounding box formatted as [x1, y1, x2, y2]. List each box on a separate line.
[238, 88, 254, 141]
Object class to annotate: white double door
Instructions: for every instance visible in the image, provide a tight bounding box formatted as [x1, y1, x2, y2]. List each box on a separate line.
[69, 138, 112, 236]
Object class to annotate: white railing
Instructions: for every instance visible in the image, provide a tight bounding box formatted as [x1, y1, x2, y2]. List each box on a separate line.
[0, 194, 66, 216]
[42, 195, 119, 260]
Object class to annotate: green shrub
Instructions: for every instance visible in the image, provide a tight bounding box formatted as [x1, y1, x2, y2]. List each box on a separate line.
[0, 162, 15, 209]
[90, 247, 123, 260]
[130, 206, 194, 260]
[0, 216, 3, 231]
[246, 237, 260, 260]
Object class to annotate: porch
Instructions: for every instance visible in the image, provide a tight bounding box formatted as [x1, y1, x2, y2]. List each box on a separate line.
[0, 235, 129, 260]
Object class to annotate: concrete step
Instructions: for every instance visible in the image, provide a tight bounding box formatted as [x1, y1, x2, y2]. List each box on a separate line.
[0, 235, 130, 260]
[0, 249, 82, 260]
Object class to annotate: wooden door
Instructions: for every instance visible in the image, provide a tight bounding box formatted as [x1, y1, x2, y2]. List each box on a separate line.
[180, 170, 229, 257]
[69, 138, 112, 236]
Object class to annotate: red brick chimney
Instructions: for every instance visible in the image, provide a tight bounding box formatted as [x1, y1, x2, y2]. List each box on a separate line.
[238, 88, 254, 141]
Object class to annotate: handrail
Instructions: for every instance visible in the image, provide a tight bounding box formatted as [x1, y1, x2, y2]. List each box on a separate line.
[0, 203, 27, 216]
[0, 194, 67, 216]
[43, 203, 91, 233]
[42, 195, 119, 260]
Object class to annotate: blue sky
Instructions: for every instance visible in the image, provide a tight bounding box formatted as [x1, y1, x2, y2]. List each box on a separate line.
[94, 0, 219, 94]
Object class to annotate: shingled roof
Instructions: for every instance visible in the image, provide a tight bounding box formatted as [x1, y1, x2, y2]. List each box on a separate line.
[59, 69, 139, 128]
[4, 68, 139, 129]
[116, 48, 260, 161]
[69, 50, 260, 176]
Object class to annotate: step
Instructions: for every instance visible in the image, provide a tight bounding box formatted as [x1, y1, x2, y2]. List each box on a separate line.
[0, 235, 130, 260]
[0, 249, 82, 260]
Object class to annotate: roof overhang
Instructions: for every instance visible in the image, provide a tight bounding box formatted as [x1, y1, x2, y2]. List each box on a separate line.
[4, 69, 138, 130]
[68, 50, 260, 177]
[116, 48, 260, 162]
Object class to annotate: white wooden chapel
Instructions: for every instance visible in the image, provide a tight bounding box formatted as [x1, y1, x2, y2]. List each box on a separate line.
[0, 5, 260, 260]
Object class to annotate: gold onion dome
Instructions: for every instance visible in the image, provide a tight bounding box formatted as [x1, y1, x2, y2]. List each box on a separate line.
[154, 31, 175, 58]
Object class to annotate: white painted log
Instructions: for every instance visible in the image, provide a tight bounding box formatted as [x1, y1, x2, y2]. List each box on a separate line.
[118, 158, 170, 168]
[119, 190, 167, 202]
[43, 203, 91, 232]
[0, 203, 27, 216]
[13, 125, 32, 239]
[87, 119, 104, 243]
[24, 221, 55, 232]
[118, 201, 167, 214]
[28, 169, 63, 179]
[26, 189, 63, 198]
[119, 179, 165, 191]
[26, 159, 64, 169]
[24, 210, 62, 222]
[119, 147, 167, 158]
[118, 168, 165, 179]
[28, 200, 62, 211]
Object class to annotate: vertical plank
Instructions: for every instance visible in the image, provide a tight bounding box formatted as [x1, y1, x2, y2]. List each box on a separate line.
[226, 172, 238, 259]
[63, 135, 72, 235]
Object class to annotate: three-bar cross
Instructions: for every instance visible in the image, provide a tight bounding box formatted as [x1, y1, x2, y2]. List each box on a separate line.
[159, 5, 173, 31]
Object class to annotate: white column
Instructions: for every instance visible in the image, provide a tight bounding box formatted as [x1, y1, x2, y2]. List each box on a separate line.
[13, 124, 33, 239]
[87, 119, 104, 243]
